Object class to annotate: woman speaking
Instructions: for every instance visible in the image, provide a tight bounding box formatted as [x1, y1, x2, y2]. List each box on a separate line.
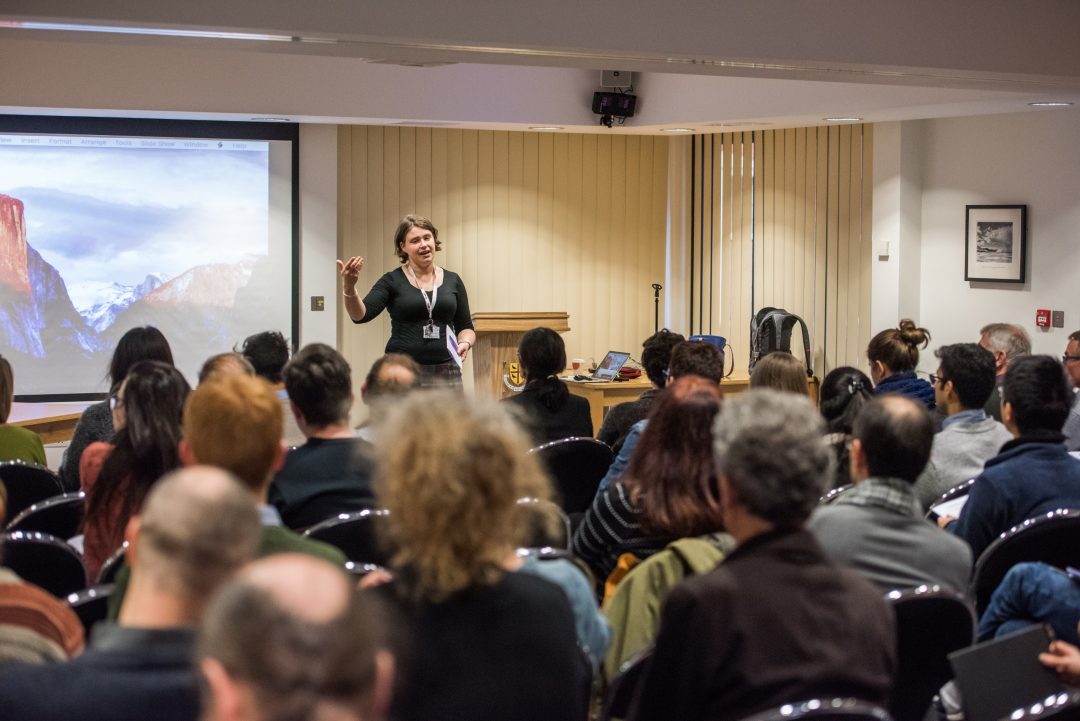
[338, 215, 476, 387]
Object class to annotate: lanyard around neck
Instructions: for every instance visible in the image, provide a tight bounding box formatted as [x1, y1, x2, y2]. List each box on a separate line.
[404, 264, 437, 321]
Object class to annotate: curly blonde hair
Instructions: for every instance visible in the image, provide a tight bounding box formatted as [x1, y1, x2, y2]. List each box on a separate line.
[375, 392, 552, 602]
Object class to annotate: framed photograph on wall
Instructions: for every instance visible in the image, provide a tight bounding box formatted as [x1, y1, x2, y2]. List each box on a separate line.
[965, 204, 1027, 283]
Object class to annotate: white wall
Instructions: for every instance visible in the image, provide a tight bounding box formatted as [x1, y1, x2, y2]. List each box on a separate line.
[881, 110, 1080, 371]
[298, 124, 338, 346]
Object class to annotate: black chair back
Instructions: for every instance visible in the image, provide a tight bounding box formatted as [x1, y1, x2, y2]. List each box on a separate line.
[736, 699, 893, 721]
[1005, 690, 1080, 721]
[530, 437, 613, 514]
[1, 531, 87, 598]
[303, 509, 392, 567]
[6, 492, 85, 539]
[970, 509, 1080, 615]
[516, 497, 571, 557]
[600, 647, 652, 721]
[924, 479, 975, 519]
[0, 462, 65, 524]
[97, 542, 128, 585]
[886, 586, 976, 721]
[66, 583, 115, 636]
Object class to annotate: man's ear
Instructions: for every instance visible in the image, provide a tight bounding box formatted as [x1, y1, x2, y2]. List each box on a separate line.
[370, 650, 396, 721]
[179, 439, 198, 467]
[272, 442, 286, 473]
[1002, 400, 1019, 435]
[123, 516, 141, 568]
[200, 658, 249, 721]
[849, 438, 868, 481]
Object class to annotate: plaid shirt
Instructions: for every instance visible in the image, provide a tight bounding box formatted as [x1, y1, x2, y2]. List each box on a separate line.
[833, 477, 922, 517]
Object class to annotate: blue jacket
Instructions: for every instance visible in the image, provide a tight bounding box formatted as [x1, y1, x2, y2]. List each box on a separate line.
[948, 435, 1080, 560]
[874, 371, 936, 409]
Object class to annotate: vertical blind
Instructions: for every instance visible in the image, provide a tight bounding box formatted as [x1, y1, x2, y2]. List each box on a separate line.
[685, 125, 873, 375]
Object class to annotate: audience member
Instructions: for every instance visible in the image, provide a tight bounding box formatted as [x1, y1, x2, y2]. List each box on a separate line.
[598, 340, 725, 492]
[358, 353, 421, 443]
[979, 322, 1031, 421]
[0, 354, 45, 465]
[269, 343, 375, 530]
[502, 326, 592, 444]
[867, 319, 935, 408]
[819, 366, 873, 490]
[81, 360, 190, 580]
[943, 355, 1080, 559]
[914, 343, 1012, 509]
[197, 352, 254, 385]
[0, 532, 84, 666]
[0, 466, 262, 720]
[1063, 330, 1080, 451]
[59, 326, 174, 491]
[198, 554, 395, 721]
[809, 396, 972, 591]
[978, 561, 1080, 647]
[596, 329, 685, 453]
[179, 374, 346, 565]
[239, 330, 304, 447]
[573, 378, 723, 581]
[1040, 634, 1080, 686]
[630, 390, 896, 721]
[373, 392, 590, 721]
[749, 350, 810, 395]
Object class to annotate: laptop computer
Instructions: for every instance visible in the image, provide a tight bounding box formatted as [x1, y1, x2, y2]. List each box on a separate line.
[575, 351, 631, 382]
[949, 624, 1066, 721]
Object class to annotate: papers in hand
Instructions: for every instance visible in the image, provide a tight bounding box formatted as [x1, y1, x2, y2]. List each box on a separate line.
[446, 327, 463, 368]
[932, 495, 969, 519]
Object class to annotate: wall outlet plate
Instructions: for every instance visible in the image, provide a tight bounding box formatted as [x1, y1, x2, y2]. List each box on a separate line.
[1052, 310, 1065, 328]
[310, 295, 325, 311]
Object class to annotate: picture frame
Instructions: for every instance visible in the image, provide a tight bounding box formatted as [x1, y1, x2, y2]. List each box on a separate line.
[965, 204, 1027, 283]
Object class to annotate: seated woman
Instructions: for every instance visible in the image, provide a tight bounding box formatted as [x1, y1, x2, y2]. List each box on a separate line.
[867, 319, 935, 408]
[81, 361, 190, 580]
[502, 326, 592, 445]
[572, 377, 723, 583]
[59, 326, 174, 491]
[371, 393, 591, 721]
[818, 366, 873, 490]
[0, 355, 46, 466]
[749, 350, 810, 395]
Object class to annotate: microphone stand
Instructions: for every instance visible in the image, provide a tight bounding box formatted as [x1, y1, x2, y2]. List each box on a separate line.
[651, 283, 663, 333]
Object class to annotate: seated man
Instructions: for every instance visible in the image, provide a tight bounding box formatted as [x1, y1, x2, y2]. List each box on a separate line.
[240, 330, 304, 447]
[0, 467, 262, 720]
[943, 355, 1080, 559]
[979, 322, 1031, 422]
[197, 352, 254, 385]
[596, 340, 725, 493]
[198, 554, 395, 721]
[595, 329, 684, 454]
[630, 391, 895, 721]
[914, 343, 1012, 509]
[1063, 330, 1080, 451]
[809, 396, 972, 591]
[357, 353, 421, 443]
[269, 343, 376, 530]
[979, 561, 1080, 646]
[181, 374, 347, 565]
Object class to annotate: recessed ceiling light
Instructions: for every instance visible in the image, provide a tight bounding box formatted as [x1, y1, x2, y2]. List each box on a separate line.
[1028, 101, 1074, 107]
[824, 117, 862, 123]
[529, 126, 564, 131]
[661, 128, 695, 133]
[0, 20, 293, 41]
[251, 117, 292, 122]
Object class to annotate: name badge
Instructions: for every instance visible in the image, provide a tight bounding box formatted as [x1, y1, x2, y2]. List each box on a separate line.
[423, 322, 441, 339]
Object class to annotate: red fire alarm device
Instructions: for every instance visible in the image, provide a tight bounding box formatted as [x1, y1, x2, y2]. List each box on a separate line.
[1036, 309, 1052, 328]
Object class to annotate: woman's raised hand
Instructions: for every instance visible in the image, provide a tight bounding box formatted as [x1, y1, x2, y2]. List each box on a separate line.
[336, 256, 365, 290]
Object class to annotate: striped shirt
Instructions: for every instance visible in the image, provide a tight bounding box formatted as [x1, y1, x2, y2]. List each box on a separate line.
[571, 482, 670, 581]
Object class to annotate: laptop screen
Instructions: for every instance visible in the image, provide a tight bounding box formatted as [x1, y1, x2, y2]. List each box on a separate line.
[594, 351, 631, 380]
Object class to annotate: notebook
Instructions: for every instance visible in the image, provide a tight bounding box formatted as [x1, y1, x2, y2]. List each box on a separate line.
[949, 624, 1066, 721]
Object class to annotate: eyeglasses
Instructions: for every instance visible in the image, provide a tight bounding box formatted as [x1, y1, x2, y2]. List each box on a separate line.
[109, 394, 124, 411]
[929, 374, 947, 386]
[1063, 355, 1080, 364]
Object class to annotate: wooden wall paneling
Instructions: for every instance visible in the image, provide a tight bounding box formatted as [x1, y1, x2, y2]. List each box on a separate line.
[635, 136, 652, 343]
[430, 129, 448, 246]
[579, 134, 599, 358]
[845, 126, 862, 366]
[859, 124, 875, 365]
[719, 134, 734, 344]
[784, 128, 797, 317]
[476, 130, 495, 312]
[565, 133, 585, 355]
[414, 128, 432, 219]
[444, 129, 464, 283]
[491, 131, 510, 311]
[462, 130, 480, 308]
[608, 137, 628, 343]
[595, 135, 613, 358]
[622, 135, 640, 344]
[793, 128, 808, 343]
[752, 132, 765, 312]
[398, 127, 416, 215]
[652, 138, 668, 338]
[738, 133, 755, 367]
[813, 127, 829, 374]
[761, 130, 774, 309]
[536, 132, 554, 312]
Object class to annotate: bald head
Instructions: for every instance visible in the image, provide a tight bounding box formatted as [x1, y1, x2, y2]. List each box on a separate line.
[133, 466, 261, 609]
[198, 555, 391, 721]
[852, 396, 934, 483]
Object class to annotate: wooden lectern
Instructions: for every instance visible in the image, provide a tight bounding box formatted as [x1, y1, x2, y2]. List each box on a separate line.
[471, 312, 570, 399]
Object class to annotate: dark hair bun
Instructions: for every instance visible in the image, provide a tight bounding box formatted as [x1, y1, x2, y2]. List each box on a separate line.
[897, 319, 930, 349]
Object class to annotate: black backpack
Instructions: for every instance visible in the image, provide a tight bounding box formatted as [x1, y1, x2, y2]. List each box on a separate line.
[749, 307, 813, 377]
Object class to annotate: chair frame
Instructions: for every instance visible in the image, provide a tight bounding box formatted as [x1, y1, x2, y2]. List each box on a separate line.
[599, 646, 653, 721]
[923, 479, 975, 520]
[0, 460, 65, 523]
[529, 437, 613, 515]
[66, 583, 115, 635]
[820, 484, 854, 505]
[969, 508, 1080, 615]
[96, 542, 128, 585]
[302, 508, 392, 566]
[0, 530, 87, 598]
[516, 496, 572, 557]
[736, 698, 894, 721]
[6, 491, 86, 538]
